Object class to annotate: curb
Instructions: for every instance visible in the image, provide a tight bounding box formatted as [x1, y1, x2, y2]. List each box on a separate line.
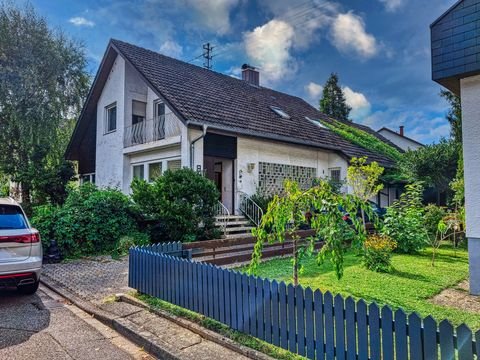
[120, 293, 274, 360]
[40, 276, 180, 360]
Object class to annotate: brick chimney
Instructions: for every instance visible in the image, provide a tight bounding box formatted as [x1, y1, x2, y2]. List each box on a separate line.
[241, 64, 259, 86]
[399, 126, 404, 137]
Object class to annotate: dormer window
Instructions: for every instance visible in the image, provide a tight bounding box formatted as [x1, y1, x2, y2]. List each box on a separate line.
[270, 106, 290, 119]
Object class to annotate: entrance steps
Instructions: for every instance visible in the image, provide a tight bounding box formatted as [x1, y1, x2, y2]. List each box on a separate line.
[214, 215, 254, 238]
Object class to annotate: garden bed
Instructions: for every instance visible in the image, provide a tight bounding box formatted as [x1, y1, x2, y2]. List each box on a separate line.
[241, 244, 480, 330]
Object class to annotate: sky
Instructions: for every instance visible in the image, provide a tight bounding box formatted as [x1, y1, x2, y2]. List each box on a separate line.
[27, 0, 456, 144]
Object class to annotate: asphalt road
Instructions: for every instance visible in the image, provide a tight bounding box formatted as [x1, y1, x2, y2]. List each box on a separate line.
[0, 284, 152, 360]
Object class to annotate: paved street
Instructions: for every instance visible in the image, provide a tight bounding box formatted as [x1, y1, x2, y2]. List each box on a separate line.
[0, 285, 152, 360]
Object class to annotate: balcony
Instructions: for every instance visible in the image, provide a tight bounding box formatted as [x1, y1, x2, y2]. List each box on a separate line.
[123, 114, 181, 148]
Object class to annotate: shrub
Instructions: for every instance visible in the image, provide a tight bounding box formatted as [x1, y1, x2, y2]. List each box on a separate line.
[112, 233, 150, 259]
[424, 204, 447, 241]
[250, 190, 274, 213]
[31, 183, 145, 257]
[382, 182, 428, 253]
[363, 234, 397, 272]
[131, 168, 219, 242]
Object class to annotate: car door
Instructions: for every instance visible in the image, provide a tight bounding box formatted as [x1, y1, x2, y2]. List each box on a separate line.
[0, 204, 33, 263]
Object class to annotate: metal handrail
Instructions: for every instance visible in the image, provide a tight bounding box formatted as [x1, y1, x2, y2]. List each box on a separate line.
[238, 191, 264, 227]
[124, 114, 181, 148]
[214, 201, 230, 236]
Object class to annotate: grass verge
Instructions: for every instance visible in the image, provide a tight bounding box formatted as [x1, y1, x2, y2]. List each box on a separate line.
[135, 292, 303, 360]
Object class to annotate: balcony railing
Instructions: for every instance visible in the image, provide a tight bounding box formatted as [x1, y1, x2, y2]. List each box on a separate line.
[124, 114, 181, 148]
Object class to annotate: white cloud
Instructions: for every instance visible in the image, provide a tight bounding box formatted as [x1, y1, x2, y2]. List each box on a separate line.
[342, 86, 371, 121]
[159, 40, 183, 59]
[243, 19, 297, 84]
[305, 82, 323, 100]
[378, 0, 405, 12]
[68, 17, 95, 27]
[184, 0, 239, 35]
[330, 12, 378, 58]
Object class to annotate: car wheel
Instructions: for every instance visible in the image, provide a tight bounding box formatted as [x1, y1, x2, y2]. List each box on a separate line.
[17, 280, 40, 295]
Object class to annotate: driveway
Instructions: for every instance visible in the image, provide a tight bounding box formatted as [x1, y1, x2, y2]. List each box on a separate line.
[0, 285, 151, 360]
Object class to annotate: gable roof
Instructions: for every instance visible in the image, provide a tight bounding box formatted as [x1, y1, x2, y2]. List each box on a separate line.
[67, 39, 399, 168]
[377, 127, 423, 147]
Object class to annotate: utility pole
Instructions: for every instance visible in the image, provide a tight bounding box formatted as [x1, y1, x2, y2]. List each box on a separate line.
[202, 42, 213, 70]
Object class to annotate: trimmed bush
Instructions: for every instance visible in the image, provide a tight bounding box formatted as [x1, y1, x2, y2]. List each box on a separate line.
[363, 234, 397, 272]
[31, 183, 145, 257]
[131, 168, 220, 242]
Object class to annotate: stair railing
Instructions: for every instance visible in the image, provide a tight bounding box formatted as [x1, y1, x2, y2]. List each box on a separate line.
[238, 191, 264, 227]
[214, 201, 230, 235]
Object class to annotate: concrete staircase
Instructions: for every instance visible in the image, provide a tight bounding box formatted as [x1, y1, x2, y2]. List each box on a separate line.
[215, 215, 254, 238]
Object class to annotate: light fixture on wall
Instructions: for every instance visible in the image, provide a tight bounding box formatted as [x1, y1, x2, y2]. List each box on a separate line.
[247, 163, 255, 173]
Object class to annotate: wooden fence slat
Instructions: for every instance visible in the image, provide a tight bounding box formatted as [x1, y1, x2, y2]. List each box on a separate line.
[230, 271, 238, 330]
[154, 253, 159, 298]
[212, 266, 219, 321]
[439, 320, 455, 360]
[324, 292, 334, 360]
[334, 294, 346, 360]
[202, 264, 208, 316]
[249, 276, 257, 338]
[242, 274, 250, 334]
[224, 269, 231, 327]
[357, 299, 368, 360]
[236, 272, 244, 331]
[457, 324, 473, 360]
[179, 260, 185, 308]
[408, 313, 423, 360]
[345, 297, 356, 360]
[207, 265, 214, 318]
[423, 316, 438, 360]
[305, 288, 315, 360]
[218, 267, 225, 323]
[297, 286, 306, 357]
[271, 281, 280, 347]
[174, 258, 180, 305]
[314, 290, 324, 360]
[381, 306, 394, 360]
[369, 303, 381, 360]
[475, 330, 480, 358]
[264, 279, 272, 343]
[287, 284, 296, 352]
[196, 261, 202, 313]
[394, 309, 408, 360]
[188, 260, 194, 310]
[256, 277, 265, 339]
[279, 282, 288, 350]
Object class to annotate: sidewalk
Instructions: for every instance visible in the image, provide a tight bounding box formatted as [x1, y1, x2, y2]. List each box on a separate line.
[42, 256, 264, 360]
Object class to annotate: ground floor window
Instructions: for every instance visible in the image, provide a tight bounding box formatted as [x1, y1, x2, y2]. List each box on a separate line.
[258, 162, 316, 196]
[80, 173, 95, 185]
[131, 157, 181, 183]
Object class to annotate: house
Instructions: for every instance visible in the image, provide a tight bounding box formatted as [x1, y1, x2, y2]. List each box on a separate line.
[377, 126, 423, 151]
[431, 0, 480, 294]
[66, 39, 400, 219]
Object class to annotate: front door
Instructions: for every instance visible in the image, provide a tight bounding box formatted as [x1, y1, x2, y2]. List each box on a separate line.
[214, 162, 222, 202]
[204, 156, 234, 213]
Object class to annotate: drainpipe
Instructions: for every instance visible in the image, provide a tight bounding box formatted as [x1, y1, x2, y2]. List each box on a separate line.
[190, 125, 208, 169]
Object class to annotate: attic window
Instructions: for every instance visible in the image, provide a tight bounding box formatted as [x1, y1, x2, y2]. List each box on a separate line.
[306, 116, 327, 129]
[270, 106, 290, 119]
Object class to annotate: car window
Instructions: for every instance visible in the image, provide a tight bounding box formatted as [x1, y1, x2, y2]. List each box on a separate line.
[0, 205, 28, 229]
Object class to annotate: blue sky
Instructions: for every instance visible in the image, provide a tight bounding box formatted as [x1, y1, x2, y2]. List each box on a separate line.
[28, 0, 455, 143]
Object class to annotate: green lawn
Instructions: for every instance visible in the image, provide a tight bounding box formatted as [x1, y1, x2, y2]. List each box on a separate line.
[243, 245, 480, 330]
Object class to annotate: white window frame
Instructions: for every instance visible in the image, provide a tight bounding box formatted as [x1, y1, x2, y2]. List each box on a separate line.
[131, 157, 182, 183]
[328, 167, 342, 183]
[153, 99, 166, 119]
[105, 102, 117, 134]
[80, 173, 95, 185]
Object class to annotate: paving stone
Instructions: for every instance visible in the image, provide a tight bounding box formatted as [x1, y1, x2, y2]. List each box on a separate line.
[100, 301, 144, 318]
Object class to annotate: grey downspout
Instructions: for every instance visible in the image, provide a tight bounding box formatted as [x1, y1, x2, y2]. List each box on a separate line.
[190, 125, 208, 169]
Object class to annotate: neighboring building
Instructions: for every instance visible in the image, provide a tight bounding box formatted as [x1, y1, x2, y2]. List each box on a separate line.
[431, 0, 480, 294]
[66, 39, 400, 214]
[377, 126, 423, 151]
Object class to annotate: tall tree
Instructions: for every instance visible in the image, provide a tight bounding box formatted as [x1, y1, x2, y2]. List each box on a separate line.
[0, 3, 89, 208]
[441, 90, 462, 143]
[319, 73, 351, 121]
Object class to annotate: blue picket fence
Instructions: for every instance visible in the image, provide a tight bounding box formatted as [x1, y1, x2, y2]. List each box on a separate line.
[129, 243, 479, 359]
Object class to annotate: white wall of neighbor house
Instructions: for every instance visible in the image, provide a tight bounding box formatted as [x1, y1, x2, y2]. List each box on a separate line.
[378, 130, 422, 151]
[95, 54, 125, 189]
[460, 74, 480, 295]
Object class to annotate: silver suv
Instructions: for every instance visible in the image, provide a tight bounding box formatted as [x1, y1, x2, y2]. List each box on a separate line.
[0, 198, 42, 294]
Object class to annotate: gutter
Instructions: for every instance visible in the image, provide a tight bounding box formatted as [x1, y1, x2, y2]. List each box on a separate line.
[190, 124, 208, 169]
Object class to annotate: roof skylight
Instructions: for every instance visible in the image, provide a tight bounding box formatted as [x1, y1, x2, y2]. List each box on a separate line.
[306, 117, 327, 128]
[270, 106, 290, 119]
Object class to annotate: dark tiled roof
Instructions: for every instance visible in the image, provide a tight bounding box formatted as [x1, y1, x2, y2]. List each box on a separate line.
[109, 39, 397, 167]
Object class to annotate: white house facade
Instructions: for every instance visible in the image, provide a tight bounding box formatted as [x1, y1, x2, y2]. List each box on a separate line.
[377, 127, 423, 151]
[67, 39, 400, 216]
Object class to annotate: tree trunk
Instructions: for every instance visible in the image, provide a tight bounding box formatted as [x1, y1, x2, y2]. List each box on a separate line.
[293, 236, 298, 286]
[361, 208, 366, 233]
